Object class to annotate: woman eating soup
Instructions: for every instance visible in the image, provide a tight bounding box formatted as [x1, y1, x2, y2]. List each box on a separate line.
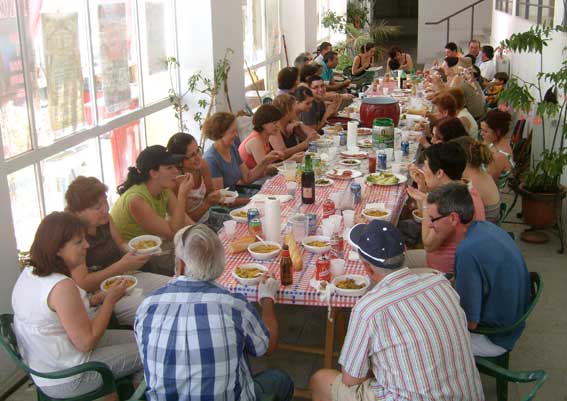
[65, 176, 170, 325]
[12, 212, 142, 399]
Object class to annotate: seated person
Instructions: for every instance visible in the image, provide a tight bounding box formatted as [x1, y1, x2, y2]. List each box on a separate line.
[294, 52, 313, 69]
[239, 104, 287, 169]
[314, 41, 332, 65]
[322, 51, 351, 92]
[110, 145, 194, 275]
[310, 220, 483, 401]
[431, 116, 469, 145]
[298, 62, 322, 87]
[203, 112, 281, 199]
[387, 58, 400, 73]
[276, 66, 299, 95]
[271, 91, 318, 160]
[479, 45, 496, 81]
[12, 212, 142, 399]
[452, 136, 501, 224]
[351, 43, 376, 87]
[426, 183, 531, 356]
[406, 143, 485, 274]
[386, 45, 413, 73]
[166, 132, 224, 223]
[135, 224, 294, 401]
[485, 72, 509, 107]
[447, 86, 479, 137]
[300, 75, 341, 131]
[480, 109, 514, 188]
[65, 177, 169, 325]
[445, 41, 461, 58]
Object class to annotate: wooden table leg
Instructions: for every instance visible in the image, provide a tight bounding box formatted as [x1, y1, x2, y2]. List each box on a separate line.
[335, 308, 348, 351]
[324, 308, 336, 368]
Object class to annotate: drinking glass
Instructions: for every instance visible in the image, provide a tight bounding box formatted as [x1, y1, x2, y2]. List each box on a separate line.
[286, 181, 297, 196]
[290, 215, 307, 241]
[223, 220, 237, 239]
[342, 210, 355, 228]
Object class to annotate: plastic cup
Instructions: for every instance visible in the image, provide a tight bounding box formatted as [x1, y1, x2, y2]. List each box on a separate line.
[330, 215, 343, 233]
[329, 193, 342, 210]
[382, 87, 389, 96]
[223, 220, 237, 239]
[290, 214, 307, 241]
[286, 181, 297, 196]
[330, 259, 346, 277]
[321, 221, 334, 237]
[342, 210, 355, 228]
[283, 160, 297, 171]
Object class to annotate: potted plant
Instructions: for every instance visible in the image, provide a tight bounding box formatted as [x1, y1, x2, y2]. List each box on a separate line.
[498, 25, 567, 231]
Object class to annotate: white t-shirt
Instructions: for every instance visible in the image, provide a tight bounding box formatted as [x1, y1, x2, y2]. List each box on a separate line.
[12, 267, 91, 387]
[458, 108, 479, 138]
[480, 59, 496, 81]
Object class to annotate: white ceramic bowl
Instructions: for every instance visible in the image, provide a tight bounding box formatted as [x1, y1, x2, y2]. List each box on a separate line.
[339, 159, 362, 167]
[247, 241, 281, 260]
[128, 235, 162, 255]
[222, 190, 238, 203]
[362, 207, 391, 221]
[412, 209, 423, 223]
[100, 275, 138, 295]
[230, 208, 250, 223]
[332, 274, 370, 297]
[232, 263, 268, 286]
[302, 235, 331, 254]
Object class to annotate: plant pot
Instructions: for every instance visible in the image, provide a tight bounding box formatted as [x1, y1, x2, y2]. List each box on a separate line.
[517, 184, 566, 228]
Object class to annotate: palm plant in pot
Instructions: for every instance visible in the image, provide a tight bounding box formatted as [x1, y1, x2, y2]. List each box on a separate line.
[498, 25, 567, 243]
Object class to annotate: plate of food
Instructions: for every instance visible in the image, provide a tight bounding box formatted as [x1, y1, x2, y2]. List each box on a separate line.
[302, 235, 331, 254]
[128, 235, 162, 255]
[339, 158, 362, 167]
[100, 275, 137, 294]
[340, 150, 368, 159]
[316, 138, 334, 147]
[247, 241, 281, 260]
[357, 127, 372, 136]
[315, 177, 334, 187]
[326, 168, 362, 180]
[366, 172, 407, 186]
[357, 138, 373, 148]
[332, 274, 370, 296]
[230, 208, 251, 223]
[232, 263, 268, 286]
[362, 206, 391, 221]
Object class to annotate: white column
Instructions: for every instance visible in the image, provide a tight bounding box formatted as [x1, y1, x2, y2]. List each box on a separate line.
[281, 0, 308, 61]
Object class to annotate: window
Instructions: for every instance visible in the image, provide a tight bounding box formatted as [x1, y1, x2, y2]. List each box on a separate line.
[317, 0, 331, 41]
[242, 0, 282, 95]
[1, 0, 178, 251]
[516, 0, 555, 23]
[495, 0, 513, 13]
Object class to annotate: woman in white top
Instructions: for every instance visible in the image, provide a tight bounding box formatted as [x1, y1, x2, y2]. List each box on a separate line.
[447, 87, 479, 138]
[11, 212, 142, 400]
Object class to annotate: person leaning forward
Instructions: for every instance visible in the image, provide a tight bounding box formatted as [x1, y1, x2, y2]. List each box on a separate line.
[310, 220, 484, 401]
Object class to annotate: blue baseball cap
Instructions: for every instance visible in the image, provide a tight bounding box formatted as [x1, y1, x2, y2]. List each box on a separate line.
[348, 220, 405, 269]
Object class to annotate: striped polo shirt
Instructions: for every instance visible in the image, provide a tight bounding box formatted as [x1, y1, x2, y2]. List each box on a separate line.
[339, 268, 484, 401]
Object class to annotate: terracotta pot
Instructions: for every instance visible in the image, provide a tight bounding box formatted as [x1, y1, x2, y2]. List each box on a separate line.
[517, 185, 566, 228]
[359, 96, 400, 128]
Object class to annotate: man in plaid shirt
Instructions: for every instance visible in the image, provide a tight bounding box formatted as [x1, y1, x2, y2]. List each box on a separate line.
[134, 224, 293, 401]
[310, 220, 483, 401]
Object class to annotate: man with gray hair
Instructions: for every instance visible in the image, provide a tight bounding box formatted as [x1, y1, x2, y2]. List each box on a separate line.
[134, 224, 293, 401]
[426, 183, 531, 357]
[310, 220, 483, 401]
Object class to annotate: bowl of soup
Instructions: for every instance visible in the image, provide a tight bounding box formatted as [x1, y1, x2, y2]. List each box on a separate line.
[100, 275, 138, 295]
[362, 208, 391, 221]
[412, 208, 423, 223]
[332, 274, 370, 296]
[128, 235, 162, 255]
[232, 263, 268, 286]
[247, 241, 281, 260]
[302, 235, 331, 254]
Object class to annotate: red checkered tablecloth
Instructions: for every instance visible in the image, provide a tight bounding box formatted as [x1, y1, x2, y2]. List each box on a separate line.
[216, 174, 408, 308]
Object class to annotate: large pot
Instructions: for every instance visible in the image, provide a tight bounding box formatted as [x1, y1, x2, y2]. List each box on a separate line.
[359, 96, 400, 128]
[517, 184, 566, 228]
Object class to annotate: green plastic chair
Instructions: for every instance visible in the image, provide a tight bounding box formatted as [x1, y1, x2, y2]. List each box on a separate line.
[0, 313, 145, 401]
[471, 272, 543, 401]
[475, 358, 548, 401]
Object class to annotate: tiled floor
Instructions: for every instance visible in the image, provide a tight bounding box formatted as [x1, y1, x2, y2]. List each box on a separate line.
[5, 193, 567, 400]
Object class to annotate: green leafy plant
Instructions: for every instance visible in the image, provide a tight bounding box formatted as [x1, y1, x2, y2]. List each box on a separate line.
[498, 24, 567, 193]
[346, 1, 369, 29]
[166, 49, 233, 141]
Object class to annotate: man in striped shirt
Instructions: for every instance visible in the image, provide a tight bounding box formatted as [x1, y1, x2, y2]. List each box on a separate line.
[134, 224, 294, 401]
[310, 220, 484, 401]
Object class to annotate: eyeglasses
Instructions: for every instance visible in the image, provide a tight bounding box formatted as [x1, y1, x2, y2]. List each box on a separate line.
[430, 213, 450, 223]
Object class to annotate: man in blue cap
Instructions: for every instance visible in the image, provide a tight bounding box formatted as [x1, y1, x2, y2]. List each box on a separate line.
[310, 220, 483, 401]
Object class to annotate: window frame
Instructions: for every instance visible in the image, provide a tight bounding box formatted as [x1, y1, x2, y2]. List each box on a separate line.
[515, 0, 555, 23]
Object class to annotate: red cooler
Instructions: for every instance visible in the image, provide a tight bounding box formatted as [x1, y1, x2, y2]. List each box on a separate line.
[359, 96, 400, 128]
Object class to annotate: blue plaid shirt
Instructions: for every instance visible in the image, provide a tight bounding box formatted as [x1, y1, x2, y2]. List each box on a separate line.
[134, 277, 269, 401]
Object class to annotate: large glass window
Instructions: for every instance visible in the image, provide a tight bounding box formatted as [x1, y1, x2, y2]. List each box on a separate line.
[495, 0, 514, 14]
[516, 0, 554, 23]
[8, 166, 41, 253]
[317, 0, 331, 41]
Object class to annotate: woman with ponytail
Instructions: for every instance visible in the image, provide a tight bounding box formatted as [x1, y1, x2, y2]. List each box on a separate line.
[480, 109, 514, 188]
[452, 136, 501, 223]
[110, 145, 195, 275]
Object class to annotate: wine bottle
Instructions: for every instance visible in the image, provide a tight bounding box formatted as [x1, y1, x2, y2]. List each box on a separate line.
[301, 154, 315, 204]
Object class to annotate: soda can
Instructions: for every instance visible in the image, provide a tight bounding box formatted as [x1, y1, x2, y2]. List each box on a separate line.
[401, 140, 410, 156]
[350, 183, 362, 204]
[307, 213, 318, 235]
[322, 198, 336, 219]
[316, 256, 331, 281]
[339, 132, 347, 146]
[308, 141, 318, 153]
[248, 217, 263, 237]
[247, 208, 259, 224]
[330, 233, 344, 259]
[378, 153, 387, 170]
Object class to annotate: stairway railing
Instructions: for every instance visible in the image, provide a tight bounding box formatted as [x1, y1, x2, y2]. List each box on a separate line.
[425, 0, 487, 44]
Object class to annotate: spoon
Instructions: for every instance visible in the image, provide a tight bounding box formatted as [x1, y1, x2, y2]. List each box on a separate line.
[256, 235, 268, 246]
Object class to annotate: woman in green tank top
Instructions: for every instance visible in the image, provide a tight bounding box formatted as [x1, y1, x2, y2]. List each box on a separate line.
[110, 145, 195, 242]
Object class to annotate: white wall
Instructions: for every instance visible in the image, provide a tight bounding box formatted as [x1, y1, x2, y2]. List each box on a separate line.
[417, 0, 493, 64]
